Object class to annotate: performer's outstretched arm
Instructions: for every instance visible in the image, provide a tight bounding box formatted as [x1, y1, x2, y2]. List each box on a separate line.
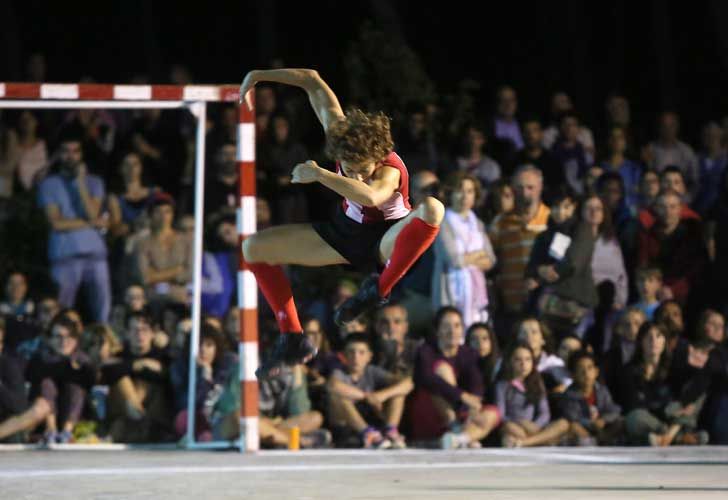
[240, 69, 344, 131]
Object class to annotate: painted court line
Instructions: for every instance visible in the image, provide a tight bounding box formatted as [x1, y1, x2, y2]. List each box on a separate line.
[0, 461, 532, 479]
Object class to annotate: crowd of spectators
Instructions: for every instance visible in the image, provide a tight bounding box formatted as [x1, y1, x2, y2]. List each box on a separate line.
[1, 54, 728, 449]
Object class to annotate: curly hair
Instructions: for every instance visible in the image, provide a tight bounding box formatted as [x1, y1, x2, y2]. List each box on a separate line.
[325, 108, 393, 165]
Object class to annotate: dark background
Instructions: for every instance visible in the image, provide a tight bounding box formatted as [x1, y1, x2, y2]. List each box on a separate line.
[1, 0, 727, 142]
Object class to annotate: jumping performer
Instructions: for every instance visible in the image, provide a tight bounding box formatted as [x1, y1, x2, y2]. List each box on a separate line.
[240, 69, 444, 379]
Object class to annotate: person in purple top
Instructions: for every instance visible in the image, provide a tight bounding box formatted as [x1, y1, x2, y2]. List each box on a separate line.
[37, 133, 111, 323]
[495, 342, 571, 447]
[413, 306, 500, 449]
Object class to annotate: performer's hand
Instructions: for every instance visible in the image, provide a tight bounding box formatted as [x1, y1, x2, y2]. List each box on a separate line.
[291, 161, 321, 184]
[239, 71, 258, 109]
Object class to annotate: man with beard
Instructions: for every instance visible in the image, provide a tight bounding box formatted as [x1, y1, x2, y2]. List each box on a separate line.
[204, 143, 238, 219]
[37, 132, 111, 322]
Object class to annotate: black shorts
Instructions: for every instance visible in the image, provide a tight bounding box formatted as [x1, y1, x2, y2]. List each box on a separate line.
[312, 206, 404, 272]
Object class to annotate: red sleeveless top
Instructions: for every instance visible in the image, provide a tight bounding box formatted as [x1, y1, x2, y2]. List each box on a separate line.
[336, 151, 412, 224]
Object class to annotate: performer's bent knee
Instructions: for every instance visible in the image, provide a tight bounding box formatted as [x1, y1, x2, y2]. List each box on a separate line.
[418, 196, 444, 226]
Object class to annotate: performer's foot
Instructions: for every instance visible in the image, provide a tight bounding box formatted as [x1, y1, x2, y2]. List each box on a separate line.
[333, 274, 388, 326]
[255, 332, 317, 380]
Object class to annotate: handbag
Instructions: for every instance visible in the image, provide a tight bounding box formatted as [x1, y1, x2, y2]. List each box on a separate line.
[537, 289, 589, 325]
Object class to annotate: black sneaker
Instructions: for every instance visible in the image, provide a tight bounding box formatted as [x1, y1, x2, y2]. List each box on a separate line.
[255, 332, 317, 380]
[333, 274, 388, 326]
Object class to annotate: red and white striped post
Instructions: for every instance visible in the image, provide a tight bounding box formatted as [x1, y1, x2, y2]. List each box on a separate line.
[237, 92, 259, 452]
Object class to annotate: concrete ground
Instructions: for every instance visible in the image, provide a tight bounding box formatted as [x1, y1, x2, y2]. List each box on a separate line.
[1, 446, 727, 499]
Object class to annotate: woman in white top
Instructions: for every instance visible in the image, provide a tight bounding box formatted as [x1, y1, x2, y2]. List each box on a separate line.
[433, 172, 496, 327]
[16, 111, 48, 192]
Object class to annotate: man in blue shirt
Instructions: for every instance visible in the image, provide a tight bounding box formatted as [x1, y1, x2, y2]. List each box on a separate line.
[37, 134, 111, 322]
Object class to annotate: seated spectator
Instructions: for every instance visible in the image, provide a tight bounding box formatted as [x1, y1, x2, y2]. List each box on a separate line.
[201, 213, 237, 319]
[514, 317, 571, 392]
[35, 296, 60, 333]
[26, 314, 95, 443]
[170, 324, 238, 442]
[433, 172, 496, 327]
[550, 112, 590, 194]
[632, 268, 663, 321]
[559, 350, 624, 445]
[37, 133, 111, 323]
[372, 303, 420, 378]
[618, 322, 704, 446]
[259, 359, 330, 449]
[496, 342, 571, 447]
[204, 143, 239, 218]
[644, 112, 698, 199]
[328, 333, 413, 449]
[133, 192, 192, 310]
[693, 122, 727, 216]
[413, 307, 500, 449]
[603, 307, 646, 402]
[81, 323, 123, 426]
[302, 316, 342, 414]
[306, 278, 358, 349]
[465, 322, 501, 390]
[15, 110, 48, 192]
[0, 271, 35, 318]
[110, 285, 147, 337]
[600, 126, 642, 213]
[556, 334, 584, 366]
[0, 319, 52, 443]
[637, 190, 706, 305]
[107, 152, 157, 240]
[453, 123, 501, 194]
[106, 312, 173, 443]
[653, 300, 686, 353]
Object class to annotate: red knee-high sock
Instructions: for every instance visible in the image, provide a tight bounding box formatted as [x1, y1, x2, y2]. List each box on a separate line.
[378, 218, 439, 297]
[247, 262, 302, 333]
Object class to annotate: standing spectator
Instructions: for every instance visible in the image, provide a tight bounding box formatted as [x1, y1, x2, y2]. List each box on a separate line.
[600, 126, 642, 213]
[705, 170, 728, 308]
[37, 134, 111, 323]
[328, 333, 413, 449]
[433, 172, 496, 327]
[550, 112, 590, 194]
[0, 271, 35, 318]
[15, 111, 48, 192]
[258, 113, 309, 224]
[490, 165, 550, 332]
[107, 152, 157, 240]
[542, 92, 595, 160]
[413, 307, 500, 449]
[489, 85, 523, 167]
[632, 268, 663, 321]
[590, 197, 628, 311]
[133, 192, 192, 309]
[126, 109, 186, 198]
[603, 93, 637, 148]
[638, 168, 701, 231]
[637, 190, 706, 305]
[496, 343, 571, 448]
[693, 122, 727, 216]
[644, 112, 699, 198]
[514, 117, 564, 192]
[204, 143, 238, 218]
[201, 213, 238, 319]
[0, 112, 19, 199]
[453, 123, 501, 193]
[61, 109, 116, 179]
[26, 315, 95, 443]
[395, 103, 440, 174]
[638, 169, 661, 212]
[481, 179, 515, 226]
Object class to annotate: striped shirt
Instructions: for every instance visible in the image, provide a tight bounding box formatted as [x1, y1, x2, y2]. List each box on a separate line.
[490, 203, 551, 312]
